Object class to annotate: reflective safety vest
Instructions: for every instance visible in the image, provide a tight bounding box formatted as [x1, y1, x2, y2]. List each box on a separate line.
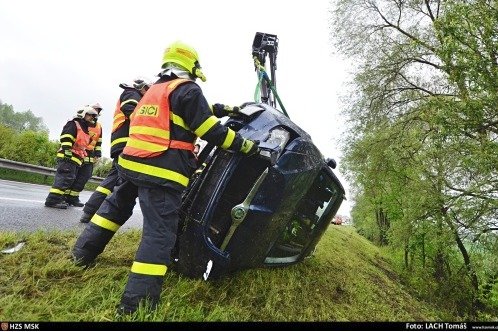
[110, 98, 132, 158]
[84, 122, 102, 163]
[112, 99, 127, 134]
[122, 79, 195, 158]
[72, 121, 89, 158]
[87, 122, 102, 151]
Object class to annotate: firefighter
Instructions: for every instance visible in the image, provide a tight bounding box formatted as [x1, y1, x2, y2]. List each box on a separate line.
[44, 106, 98, 209]
[64, 103, 104, 207]
[79, 79, 151, 223]
[72, 40, 259, 314]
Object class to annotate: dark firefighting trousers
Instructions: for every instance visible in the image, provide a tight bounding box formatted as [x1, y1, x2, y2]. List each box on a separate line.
[45, 158, 79, 204]
[82, 159, 121, 218]
[65, 162, 93, 203]
[72, 179, 182, 312]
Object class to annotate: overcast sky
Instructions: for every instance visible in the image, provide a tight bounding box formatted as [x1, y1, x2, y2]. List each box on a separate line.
[0, 0, 352, 216]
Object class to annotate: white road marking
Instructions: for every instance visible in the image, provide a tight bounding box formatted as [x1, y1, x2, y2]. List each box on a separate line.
[0, 196, 45, 203]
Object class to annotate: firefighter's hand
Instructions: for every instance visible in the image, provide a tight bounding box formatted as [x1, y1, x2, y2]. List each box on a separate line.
[212, 103, 243, 118]
[63, 150, 73, 159]
[240, 139, 259, 156]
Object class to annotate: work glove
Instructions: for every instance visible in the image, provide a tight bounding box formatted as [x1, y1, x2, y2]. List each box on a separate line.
[63, 149, 73, 159]
[240, 139, 259, 156]
[211, 103, 243, 118]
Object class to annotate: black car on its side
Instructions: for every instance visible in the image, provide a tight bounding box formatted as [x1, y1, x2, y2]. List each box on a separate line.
[172, 102, 345, 280]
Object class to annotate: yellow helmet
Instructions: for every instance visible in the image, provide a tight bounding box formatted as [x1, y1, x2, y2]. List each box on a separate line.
[162, 41, 206, 82]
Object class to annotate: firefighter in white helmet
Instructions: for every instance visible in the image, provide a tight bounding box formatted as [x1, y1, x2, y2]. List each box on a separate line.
[44, 106, 98, 209]
[64, 103, 104, 207]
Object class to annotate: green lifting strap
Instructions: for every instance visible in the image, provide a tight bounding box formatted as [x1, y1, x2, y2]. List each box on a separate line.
[254, 71, 263, 103]
[253, 57, 289, 119]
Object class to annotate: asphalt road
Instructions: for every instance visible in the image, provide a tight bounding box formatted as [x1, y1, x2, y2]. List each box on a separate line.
[0, 179, 143, 233]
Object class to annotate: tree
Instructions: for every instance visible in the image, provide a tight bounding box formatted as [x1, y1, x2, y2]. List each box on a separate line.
[0, 100, 48, 132]
[331, 0, 497, 314]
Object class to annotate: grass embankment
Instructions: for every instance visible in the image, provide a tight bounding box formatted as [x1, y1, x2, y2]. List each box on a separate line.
[0, 226, 449, 322]
[0, 168, 98, 191]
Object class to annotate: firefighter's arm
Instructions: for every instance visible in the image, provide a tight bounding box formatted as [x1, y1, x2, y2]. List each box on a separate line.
[94, 126, 103, 158]
[120, 90, 141, 117]
[182, 88, 259, 156]
[59, 121, 77, 158]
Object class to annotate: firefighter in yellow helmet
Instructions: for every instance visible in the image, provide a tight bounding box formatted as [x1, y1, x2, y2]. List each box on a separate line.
[72, 40, 259, 314]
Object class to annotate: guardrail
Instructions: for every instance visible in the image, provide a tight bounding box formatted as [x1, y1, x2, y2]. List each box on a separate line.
[0, 158, 104, 184]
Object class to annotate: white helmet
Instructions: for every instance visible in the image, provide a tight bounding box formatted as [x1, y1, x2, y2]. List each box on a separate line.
[133, 77, 152, 90]
[75, 106, 98, 119]
[90, 102, 103, 113]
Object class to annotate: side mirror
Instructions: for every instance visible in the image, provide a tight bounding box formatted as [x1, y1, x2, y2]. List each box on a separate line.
[326, 158, 337, 169]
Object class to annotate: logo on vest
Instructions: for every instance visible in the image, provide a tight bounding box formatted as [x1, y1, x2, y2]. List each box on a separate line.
[138, 105, 159, 117]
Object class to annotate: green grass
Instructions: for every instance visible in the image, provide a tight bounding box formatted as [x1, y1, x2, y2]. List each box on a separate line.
[0, 226, 454, 322]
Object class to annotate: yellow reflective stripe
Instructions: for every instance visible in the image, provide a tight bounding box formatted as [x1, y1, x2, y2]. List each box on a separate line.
[221, 129, 236, 149]
[130, 261, 167, 276]
[119, 156, 189, 187]
[61, 142, 72, 147]
[72, 157, 82, 165]
[121, 99, 138, 108]
[195, 116, 219, 137]
[111, 137, 129, 147]
[60, 134, 75, 141]
[56, 153, 82, 165]
[112, 117, 125, 131]
[95, 146, 102, 151]
[170, 112, 190, 131]
[113, 113, 125, 121]
[68, 190, 80, 196]
[50, 188, 65, 195]
[91, 214, 120, 232]
[126, 138, 165, 153]
[129, 126, 170, 139]
[96, 186, 112, 196]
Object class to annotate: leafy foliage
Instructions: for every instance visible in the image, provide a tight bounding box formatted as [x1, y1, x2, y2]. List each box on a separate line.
[92, 157, 113, 177]
[0, 129, 59, 167]
[0, 100, 48, 132]
[331, 0, 497, 316]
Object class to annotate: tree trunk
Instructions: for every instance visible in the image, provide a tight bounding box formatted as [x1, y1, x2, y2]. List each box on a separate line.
[421, 235, 426, 269]
[376, 207, 390, 246]
[446, 219, 479, 292]
[404, 243, 409, 269]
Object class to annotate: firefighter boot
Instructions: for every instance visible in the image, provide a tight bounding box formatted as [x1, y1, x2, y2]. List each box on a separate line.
[44, 199, 68, 209]
[79, 211, 92, 223]
[117, 274, 162, 315]
[66, 197, 85, 207]
[72, 224, 115, 267]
